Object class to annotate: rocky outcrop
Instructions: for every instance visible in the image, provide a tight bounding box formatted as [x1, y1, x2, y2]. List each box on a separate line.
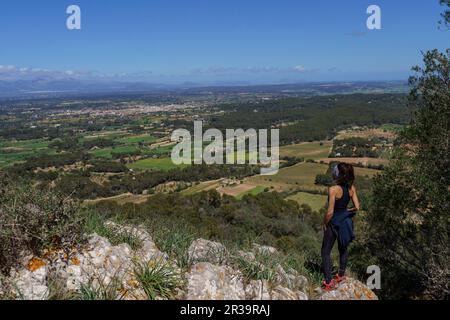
[244, 280, 271, 300]
[318, 278, 378, 300]
[9, 263, 48, 300]
[244, 280, 308, 300]
[187, 239, 228, 265]
[185, 261, 309, 300]
[270, 285, 308, 300]
[186, 263, 245, 300]
[0, 221, 377, 301]
[5, 222, 170, 300]
[274, 265, 308, 293]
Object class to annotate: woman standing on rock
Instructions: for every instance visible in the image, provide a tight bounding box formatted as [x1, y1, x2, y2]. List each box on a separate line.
[321, 163, 360, 291]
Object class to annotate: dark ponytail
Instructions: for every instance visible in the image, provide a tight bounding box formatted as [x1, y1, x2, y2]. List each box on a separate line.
[334, 163, 355, 186]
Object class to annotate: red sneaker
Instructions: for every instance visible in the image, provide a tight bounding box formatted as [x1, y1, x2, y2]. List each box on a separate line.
[334, 274, 347, 283]
[322, 280, 336, 292]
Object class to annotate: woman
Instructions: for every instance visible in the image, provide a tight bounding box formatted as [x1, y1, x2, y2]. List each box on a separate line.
[321, 162, 360, 291]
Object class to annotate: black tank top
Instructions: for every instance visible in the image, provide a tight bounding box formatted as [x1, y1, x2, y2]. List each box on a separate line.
[334, 184, 351, 213]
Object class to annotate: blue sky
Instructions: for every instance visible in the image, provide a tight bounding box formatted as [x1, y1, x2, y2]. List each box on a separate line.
[0, 0, 448, 84]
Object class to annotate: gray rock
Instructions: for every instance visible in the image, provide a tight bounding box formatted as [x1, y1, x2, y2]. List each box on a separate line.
[252, 244, 278, 255]
[10, 265, 48, 300]
[270, 285, 308, 300]
[186, 263, 245, 300]
[274, 264, 308, 292]
[245, 280, 271, 300]
[319, 278, 378, 300]
[188, 239, 228, 265]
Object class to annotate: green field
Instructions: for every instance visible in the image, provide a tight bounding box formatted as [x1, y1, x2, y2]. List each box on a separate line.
[81, 131, 128, 142]
[236, 186, 266, 200]
[249, 162, 329, 192]
[279, 141, 332, 160]
[0, 139, 53, 167]
[181, 180, 221, 195]
[287, 192, 327, 212]
[116, 134, 157, 144]
[354, 166, 382, 178]
[143, 144, 174, 156]
[127, 157, 189, 171]
[90, 145, 141, 159]
[0, 138, 50, 150]
[379, 123, 404, 133]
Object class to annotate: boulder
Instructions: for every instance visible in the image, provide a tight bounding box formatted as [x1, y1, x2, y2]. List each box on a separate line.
[274, 264, 308, 292]
[270, 285, 308, 300]
[186, 263, 245, 300]
[319, 278, 378, 300]
[252, 244, 278, 255]
[245, 280, 271, 300]
[9, 260, 48, 300]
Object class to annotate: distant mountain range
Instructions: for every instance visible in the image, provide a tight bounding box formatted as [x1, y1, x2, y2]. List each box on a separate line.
[0, 79, 408, 99]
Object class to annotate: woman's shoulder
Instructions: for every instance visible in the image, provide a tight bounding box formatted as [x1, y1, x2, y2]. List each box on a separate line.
[329, 185, 340, 193]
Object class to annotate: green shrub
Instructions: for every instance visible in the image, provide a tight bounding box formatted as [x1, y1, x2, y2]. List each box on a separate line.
[79, 279, 124, 300]
[232, 251, 280, 283]
[151, 227, 196, 269]
[0, 182, 84, 273]
[134, 260, 182, 300]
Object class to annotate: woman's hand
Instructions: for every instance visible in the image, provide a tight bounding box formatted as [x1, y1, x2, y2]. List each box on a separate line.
[323, 223, 328, 232]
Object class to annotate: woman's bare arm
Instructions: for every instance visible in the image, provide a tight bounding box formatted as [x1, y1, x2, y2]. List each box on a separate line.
[323, 187, 336, 230]
[349, 185, 360, 212]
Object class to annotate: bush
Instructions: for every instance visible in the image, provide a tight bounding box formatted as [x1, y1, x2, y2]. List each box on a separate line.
[362, 50, 450, 299]
[79, 279, 123, 300]
[151, 226, 196, 269]
[0, 182, 84, 273]
[134, 260, 182, 300]
[232, 251, 280, 283]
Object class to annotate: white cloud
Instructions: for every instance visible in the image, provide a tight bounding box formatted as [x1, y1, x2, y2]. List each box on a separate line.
[293, 65, 306, 72]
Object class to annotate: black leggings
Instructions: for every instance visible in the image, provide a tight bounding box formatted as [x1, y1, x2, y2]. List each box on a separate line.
[321, 226, 349, 283]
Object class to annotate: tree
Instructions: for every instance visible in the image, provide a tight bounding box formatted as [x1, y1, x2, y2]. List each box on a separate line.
[365, 49, 449, 299]
[440, 0, 450, 28]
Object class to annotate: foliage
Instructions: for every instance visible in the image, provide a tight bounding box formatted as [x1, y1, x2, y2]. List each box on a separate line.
[91, 190, 323, 269]
[83, 212, 143, 250]
[0, 180, 84, 273]
[363, 50, 450, 299]
[440, 0, 450, 28]
[134, 260, 182, 300]
[330, 137, 379, 158]
[232, 250, 280, 283]
[79, 279, 124, 300]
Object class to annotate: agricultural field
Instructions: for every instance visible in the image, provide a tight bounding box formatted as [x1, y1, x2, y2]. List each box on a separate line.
[127, 157, 188, 171]
[0, 138, 53, 167]
[279, 141, 332, 160]
[287, 192, 328, 212]
[84, 192, 150, 205]
[248, 162, 329, 193]
[334, 126, 398, 141]
[182, 180, 222, 195]
[0, 92, 405, 212]
[235, 185, 266, 200]
[116, 134, 158, 144]
[90, 145, 141, 159]
[352, 166, 382, 178]
[81, 131, 128, 141]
